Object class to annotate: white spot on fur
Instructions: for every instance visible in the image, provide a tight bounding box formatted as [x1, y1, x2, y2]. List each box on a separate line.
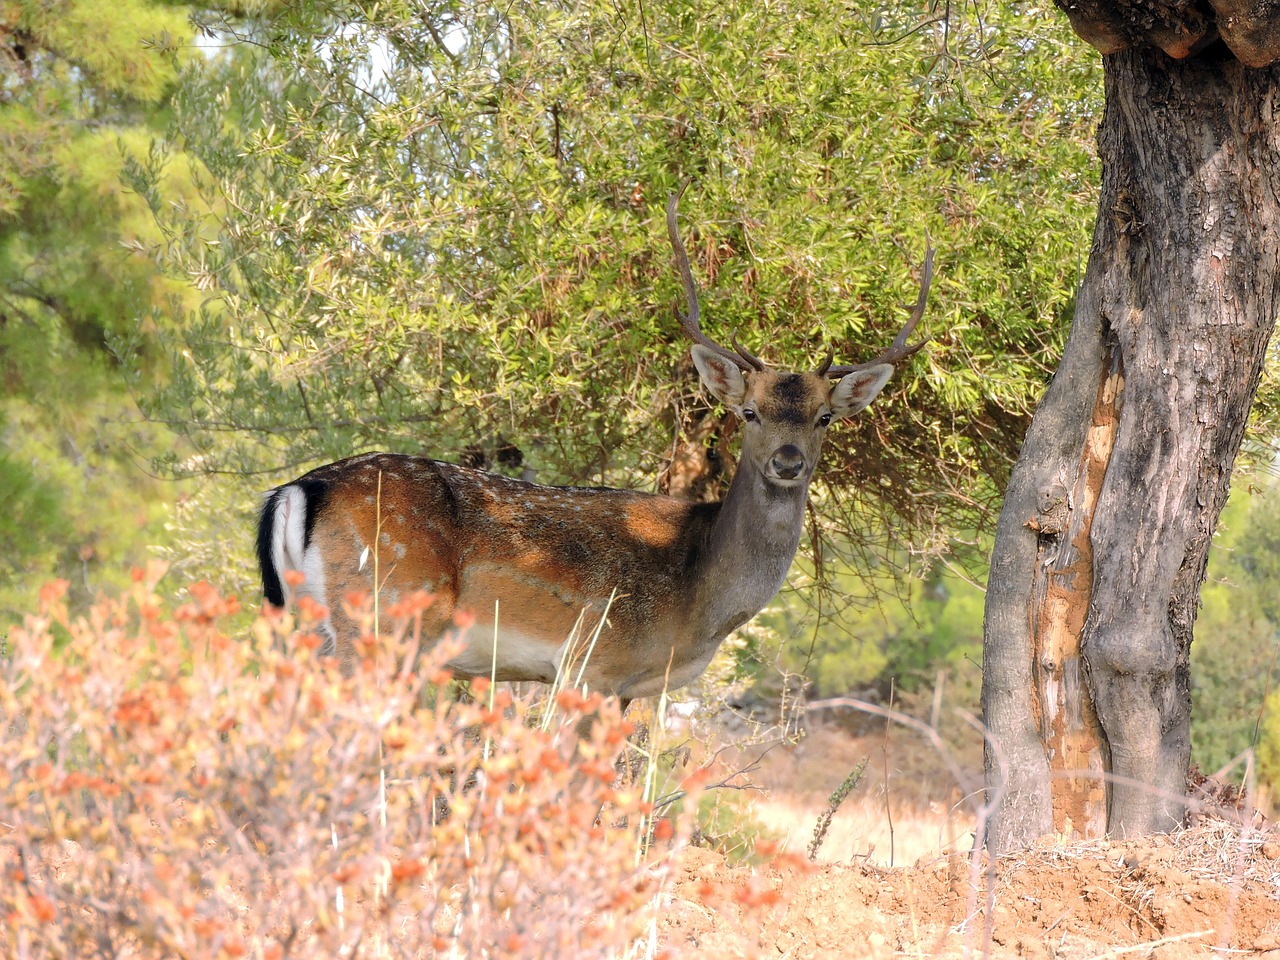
[273, 487, 308, 585]
[445, 625, 561, 683]
[267, 485, 337, 643]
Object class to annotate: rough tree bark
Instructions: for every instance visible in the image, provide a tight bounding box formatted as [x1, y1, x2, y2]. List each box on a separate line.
[982, 4, 1280, 854]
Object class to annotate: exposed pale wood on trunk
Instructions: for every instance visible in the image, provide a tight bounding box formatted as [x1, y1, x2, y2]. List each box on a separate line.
[1028, 355, 1120, 840]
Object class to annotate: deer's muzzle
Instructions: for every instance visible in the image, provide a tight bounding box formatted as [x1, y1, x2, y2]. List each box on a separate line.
[769, 444, 806, 481]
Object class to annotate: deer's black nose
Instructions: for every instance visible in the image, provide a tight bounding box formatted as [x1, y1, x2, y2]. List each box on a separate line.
[771, 445, 805, 480]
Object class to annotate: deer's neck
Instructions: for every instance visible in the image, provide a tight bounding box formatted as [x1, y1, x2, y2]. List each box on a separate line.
[694, 462, 808, 643]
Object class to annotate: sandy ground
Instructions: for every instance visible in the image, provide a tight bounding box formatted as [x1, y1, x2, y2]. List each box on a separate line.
[662, 825, 1280, 959]
[736, 722, 981, 868]
[659, 724, 1280, 958]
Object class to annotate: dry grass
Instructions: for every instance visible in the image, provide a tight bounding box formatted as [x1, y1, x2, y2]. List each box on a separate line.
[992, 817, 1280, 893]
[710, 719, 982, 868]
[750, 790, 973, 867]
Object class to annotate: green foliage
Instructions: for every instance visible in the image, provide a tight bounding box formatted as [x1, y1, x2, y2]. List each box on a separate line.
[0, 393, 172, 621]
[0, 451, 70, 571]
[6, 0, 189, 107]
[1258, 690, 1280, 795]
[0, 0, 237, 619]
[695, 789, 781, 864]
[744, 546, 985, 715]
[767, 566, 919, 696]
[808, 758, 867, 861]
[1191, 483, 1280, 783]
[134, 0, 1103, 560]
[1, 1, 196, 337]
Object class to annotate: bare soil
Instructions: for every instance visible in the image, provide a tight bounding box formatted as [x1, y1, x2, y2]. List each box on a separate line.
[660, 725, 1280, 958]
[662, 824, 1280, 958]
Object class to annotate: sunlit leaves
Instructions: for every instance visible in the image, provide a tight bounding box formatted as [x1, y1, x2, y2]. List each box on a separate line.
[138, 1, 1102, 551]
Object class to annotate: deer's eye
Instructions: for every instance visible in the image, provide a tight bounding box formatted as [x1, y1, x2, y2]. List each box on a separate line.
[818, 413, 833, 427]
[741, 409, 758, 423]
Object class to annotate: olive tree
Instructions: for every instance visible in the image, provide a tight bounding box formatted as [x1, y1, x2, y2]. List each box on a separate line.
[133, 1, 1102, 595]
[982, 1, 1280, 852]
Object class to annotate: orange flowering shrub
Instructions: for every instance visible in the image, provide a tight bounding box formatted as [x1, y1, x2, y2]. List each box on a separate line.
[0, 566, 697, 958]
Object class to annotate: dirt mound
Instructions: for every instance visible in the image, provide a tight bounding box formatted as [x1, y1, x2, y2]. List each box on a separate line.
[662, 821, 1280, 958]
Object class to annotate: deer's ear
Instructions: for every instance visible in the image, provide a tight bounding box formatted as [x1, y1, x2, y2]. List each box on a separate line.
[829, 364, 894, 417]
[691, 345, 748, 409]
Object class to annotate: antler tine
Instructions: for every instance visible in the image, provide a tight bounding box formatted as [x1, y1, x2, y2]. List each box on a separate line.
[667, 183, 756, 372]
[732, 333, 766, 372]
[825, 241, 935, 378]
[814, 342, 835, 377]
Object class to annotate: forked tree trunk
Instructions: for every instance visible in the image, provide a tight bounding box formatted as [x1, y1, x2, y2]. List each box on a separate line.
[982, 46, 1280, 854]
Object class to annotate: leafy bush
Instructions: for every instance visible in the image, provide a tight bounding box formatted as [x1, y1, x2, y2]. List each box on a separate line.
[0, 569, 702, 958]
[134, 1, 1102, 552]
[1258, 690, 1280, 802]
[1192, 485, 1280, 784]
[744, 554, 985, 712]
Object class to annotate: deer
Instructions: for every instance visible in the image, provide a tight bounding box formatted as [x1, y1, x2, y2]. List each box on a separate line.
[256, 187, 933, 720]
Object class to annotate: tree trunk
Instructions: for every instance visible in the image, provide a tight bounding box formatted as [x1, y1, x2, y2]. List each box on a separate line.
[982, 46, 1280, 854]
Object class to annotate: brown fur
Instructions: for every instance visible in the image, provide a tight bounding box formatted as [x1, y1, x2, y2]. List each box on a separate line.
[286, 453, 715, 687]
[260, 362, 895, 705]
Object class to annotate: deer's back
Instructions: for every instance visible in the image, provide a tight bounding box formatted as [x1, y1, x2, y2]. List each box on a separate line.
[291, 453, 717, 684]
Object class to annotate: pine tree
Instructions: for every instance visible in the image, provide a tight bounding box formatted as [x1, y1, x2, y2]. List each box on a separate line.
[0, 0, 235, 617]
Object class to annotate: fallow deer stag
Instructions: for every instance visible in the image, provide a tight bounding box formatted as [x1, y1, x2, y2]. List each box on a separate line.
[257, 189, 933, 716]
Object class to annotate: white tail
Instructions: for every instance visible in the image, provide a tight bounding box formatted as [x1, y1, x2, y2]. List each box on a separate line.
[257, 188, 934, 715]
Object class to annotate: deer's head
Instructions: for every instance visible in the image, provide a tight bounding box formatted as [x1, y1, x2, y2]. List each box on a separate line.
[668, 187, 933, 489]
[689, 349, 893, 487]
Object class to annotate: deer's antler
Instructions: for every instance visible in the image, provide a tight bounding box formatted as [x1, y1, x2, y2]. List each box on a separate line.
[822, 242, 934, 377]
[667, 183, 764, 373]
